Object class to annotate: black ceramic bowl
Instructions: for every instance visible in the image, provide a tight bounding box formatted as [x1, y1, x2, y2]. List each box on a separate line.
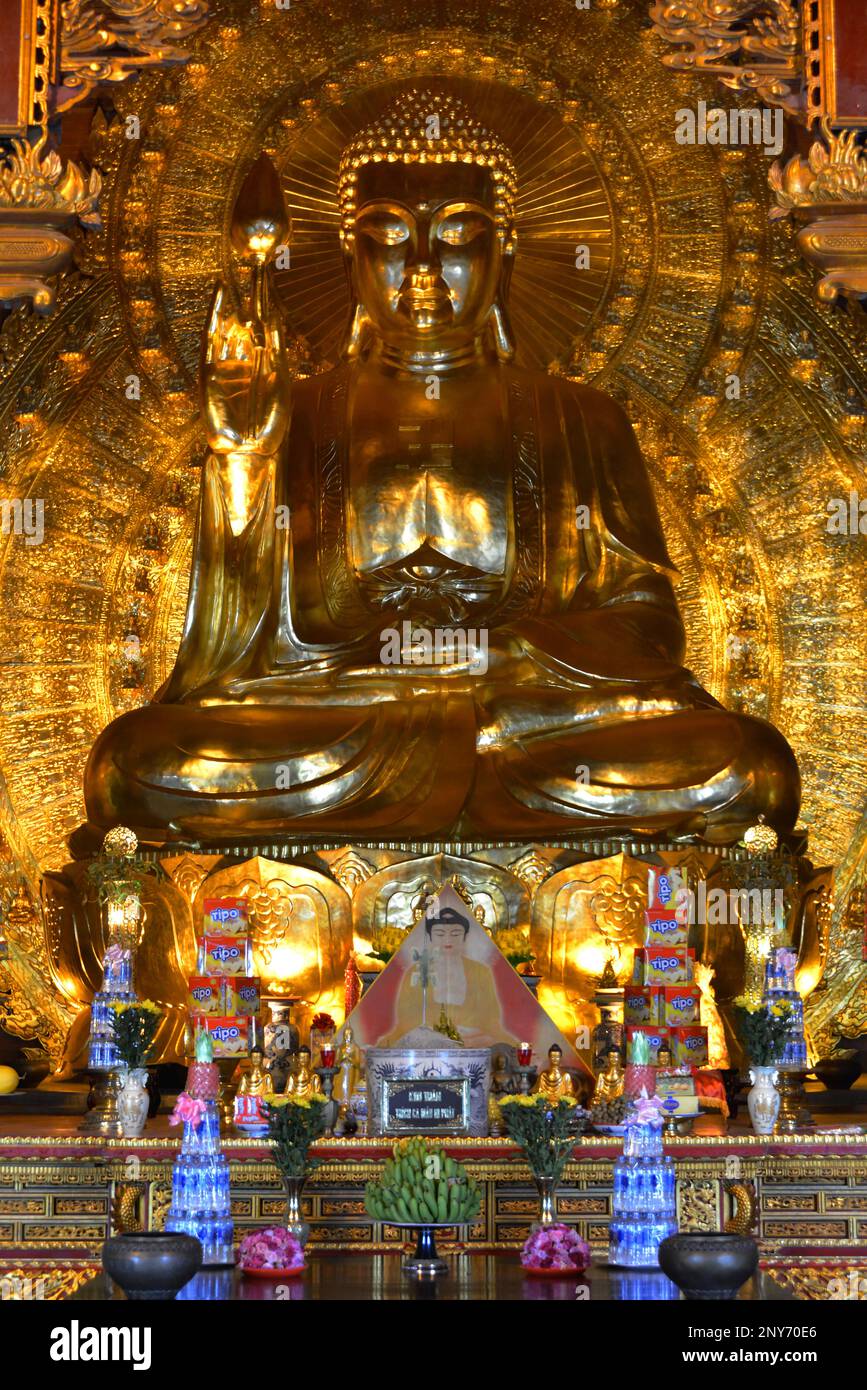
[658, 1232, 759, 1300]
[102, 1231, 203, 1301]
[813, 1054, 862, 1091]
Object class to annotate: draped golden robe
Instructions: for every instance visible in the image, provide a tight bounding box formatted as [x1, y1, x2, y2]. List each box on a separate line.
[84, 362, 800, 844]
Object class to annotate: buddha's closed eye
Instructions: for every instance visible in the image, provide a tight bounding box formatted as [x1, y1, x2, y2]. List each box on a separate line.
[437, 215, 489, 246]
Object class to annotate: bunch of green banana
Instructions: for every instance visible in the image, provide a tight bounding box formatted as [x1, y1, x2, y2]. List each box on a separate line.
[364, 1136, 481, 1226]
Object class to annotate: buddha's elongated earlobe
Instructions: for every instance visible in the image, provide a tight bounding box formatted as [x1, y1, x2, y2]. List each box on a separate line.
[344, 302, 371, 359]
[489, 297, 515, 363]
[489, 254, 516, 362]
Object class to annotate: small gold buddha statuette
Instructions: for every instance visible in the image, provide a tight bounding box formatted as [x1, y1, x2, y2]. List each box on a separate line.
[591, 1048, 625, 1105]
[237, 1045, 274, 1100]
[285, 1046, 322, 1100]
[532, 1044, 575, 1105]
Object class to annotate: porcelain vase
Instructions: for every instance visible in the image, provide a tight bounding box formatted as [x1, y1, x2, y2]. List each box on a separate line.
[117, 1067, 150, 1138]
[747, 1066, 780, 1135]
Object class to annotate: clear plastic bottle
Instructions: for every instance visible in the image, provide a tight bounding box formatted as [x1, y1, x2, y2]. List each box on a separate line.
[165, 1099, 235, 1266]
[87, 948, 135, 1070]
[609, 1120, 677, 1267]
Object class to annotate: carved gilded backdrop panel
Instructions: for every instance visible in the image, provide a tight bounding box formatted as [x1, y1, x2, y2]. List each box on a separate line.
[0, 0, 864, 1054]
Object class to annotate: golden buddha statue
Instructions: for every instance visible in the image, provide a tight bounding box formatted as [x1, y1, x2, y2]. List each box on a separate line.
[333, 1026, 361, 1111]
[285, 1046, 321, 1100]
[591, 1048, 625, 1106]
[82, 90, 800, 847]
[236, 1045, 274, 1100]
[533, 1044, 575, 1106]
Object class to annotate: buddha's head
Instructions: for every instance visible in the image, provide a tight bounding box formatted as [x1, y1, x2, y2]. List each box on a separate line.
[425, 904, 471, 956]
[338, 90, 517, 362]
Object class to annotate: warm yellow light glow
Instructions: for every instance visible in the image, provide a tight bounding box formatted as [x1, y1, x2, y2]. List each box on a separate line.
[257, 943, 316, 986]
[571, 941, 609, 980]
[106, 901, 125, 931]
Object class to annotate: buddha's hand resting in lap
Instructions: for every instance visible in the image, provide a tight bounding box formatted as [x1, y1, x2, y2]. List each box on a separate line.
[202, 278, 292, 458]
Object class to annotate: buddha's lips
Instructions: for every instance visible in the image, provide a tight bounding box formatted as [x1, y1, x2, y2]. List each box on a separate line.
[400, 288, 451, 313]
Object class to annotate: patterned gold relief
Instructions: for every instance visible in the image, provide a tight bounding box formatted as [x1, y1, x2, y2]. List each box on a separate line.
[649, 0, 803, 113]
[677, 1179, 720, 1233]
[58, 1, 211, 111]
[0, 0, 863, 1050]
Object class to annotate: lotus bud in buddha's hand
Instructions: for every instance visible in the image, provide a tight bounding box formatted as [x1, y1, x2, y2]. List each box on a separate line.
[202, 154, 292, 460]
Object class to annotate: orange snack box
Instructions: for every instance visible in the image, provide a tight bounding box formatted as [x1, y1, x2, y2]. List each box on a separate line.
[661, 984, 701, 1026]
[637, 945, 694, 985]
[648, 867, 688, 914]
[226, 977, 260, 1017]
[203, 897, 249, 936]
[670, 1025, 708, 1068]
[624, 985, 661, 1025]
[643, 909, 689, 948]
[200, 933, 249, 976]
[195, 1015, 249, 1058]
[187, 977, 224, 1015]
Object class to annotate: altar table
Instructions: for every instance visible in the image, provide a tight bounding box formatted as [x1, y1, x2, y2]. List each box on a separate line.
[2, 1117, 866, 1257]
[69, 1254, 796, 1302]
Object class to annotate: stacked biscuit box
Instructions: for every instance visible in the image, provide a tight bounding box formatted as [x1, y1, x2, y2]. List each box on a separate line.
[188, 898, 259, 1064]
[622, 868, 707, 1113]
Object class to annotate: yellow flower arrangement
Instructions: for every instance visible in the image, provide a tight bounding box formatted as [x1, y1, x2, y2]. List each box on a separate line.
[499, 1092, 576, 1109]
[108, 1000, 162, 1067]
[265, 1090, 330, 1178]
[268, 1092, 328, 1110]
[110, 999, 160, 1015]
[732, 996, 793, 1065]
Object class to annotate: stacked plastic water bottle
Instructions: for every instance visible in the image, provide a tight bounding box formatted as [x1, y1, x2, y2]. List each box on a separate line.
[608, 1103, 678, 1268]
[764, 947, 807, 1067]
[87, 944, 135, 1070]
[165, 1032, 234, 1265]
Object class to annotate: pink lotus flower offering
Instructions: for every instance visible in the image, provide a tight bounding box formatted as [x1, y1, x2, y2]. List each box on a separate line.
[521, 1223, 590, 1273]
[238, 1226, 305, 1273]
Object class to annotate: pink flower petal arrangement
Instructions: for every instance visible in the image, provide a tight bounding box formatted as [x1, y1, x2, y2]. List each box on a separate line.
[521, 1223, 591, 1273]
[169, 1092, 206, 1129]
[238, 1226, 305, 1273]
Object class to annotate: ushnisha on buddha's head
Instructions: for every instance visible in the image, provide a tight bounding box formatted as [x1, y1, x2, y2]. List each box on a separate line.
[337, 90, 517, 362]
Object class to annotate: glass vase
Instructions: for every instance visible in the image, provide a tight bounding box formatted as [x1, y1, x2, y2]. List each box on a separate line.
[533, 1175, 558, 1227]
[282, 1175, 310, 1247]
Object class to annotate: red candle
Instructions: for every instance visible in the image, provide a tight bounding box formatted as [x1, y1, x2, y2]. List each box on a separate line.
[320, 1045, 336, 1068]
[517, 1042, 532, 1067]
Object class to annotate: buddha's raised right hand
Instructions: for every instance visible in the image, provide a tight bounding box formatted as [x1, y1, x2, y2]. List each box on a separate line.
[202, 278, 291, 457]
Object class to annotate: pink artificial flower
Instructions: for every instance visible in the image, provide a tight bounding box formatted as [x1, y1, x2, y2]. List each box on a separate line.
[521, 1223, 590, 1271]
[238, 1227, 305, 1271]
[169, 1092, 206, 1128]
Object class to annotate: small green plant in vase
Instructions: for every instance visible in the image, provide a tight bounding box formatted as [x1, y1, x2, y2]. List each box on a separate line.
[109, 1001, 161, 1138]
[732, 996, 793, 1135]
